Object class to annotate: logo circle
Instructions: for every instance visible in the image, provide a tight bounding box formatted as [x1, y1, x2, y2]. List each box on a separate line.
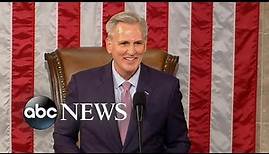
[23, 96, 57, 130]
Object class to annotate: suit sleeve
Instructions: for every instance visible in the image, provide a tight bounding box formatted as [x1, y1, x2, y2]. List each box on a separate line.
[53, 75, 80, 153]
[165, 79, 191, 153]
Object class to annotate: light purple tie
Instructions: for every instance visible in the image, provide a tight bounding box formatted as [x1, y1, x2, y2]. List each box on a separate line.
[118, 81, 132, 145]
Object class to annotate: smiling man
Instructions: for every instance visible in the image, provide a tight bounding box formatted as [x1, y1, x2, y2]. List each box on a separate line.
[53, 11, 190, 153]
[106, 21, 146, 80]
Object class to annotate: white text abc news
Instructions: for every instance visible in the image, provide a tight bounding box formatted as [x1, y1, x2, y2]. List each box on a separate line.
[24, 103, 128, 121]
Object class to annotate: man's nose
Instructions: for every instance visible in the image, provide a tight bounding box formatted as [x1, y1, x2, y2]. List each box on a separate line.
[127, 44, 136, 55]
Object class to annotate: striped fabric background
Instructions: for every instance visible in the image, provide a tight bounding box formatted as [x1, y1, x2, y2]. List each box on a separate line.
[0, 2, 259, 153]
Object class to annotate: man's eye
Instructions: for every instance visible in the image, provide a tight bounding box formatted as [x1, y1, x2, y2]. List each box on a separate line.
[120, 42, 128, 45]
[135, 41, 144, 45]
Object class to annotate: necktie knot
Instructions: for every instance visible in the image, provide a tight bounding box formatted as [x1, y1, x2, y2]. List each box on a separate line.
[122, 81, 131, 92]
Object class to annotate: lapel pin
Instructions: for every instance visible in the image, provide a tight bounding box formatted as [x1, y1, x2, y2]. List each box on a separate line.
[144, 90, 149, 96]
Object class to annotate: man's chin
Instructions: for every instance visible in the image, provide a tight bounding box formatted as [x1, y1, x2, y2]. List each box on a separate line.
[123, 67, 139, 76]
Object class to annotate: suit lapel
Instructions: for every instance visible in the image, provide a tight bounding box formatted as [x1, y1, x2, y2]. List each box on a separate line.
[97, 62, 122, 150]
[123, 64, 152, 149]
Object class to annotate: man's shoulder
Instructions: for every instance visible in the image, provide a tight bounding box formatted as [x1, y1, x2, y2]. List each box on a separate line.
[142, 64, 178, 83]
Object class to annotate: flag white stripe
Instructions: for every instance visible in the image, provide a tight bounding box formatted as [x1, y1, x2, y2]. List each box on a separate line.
[210, 2, 235, 152]
[10, 3, 12, 152]
[168, 2, 191, 126]
[125, 2, 146, 20]
[34, 2, 57, 152]
[0, 2, 11, 152]
[80, 2, 102, 47]
[230, 3, 236, 150]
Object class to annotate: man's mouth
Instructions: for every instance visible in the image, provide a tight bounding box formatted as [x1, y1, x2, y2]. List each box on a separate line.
[124, 57, 137, 61]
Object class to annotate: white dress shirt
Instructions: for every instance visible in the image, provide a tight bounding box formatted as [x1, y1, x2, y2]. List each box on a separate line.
[111, 60, 140, 105]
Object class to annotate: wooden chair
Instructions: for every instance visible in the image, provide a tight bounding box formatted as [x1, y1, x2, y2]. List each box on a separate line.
[44, 47, 179, 106]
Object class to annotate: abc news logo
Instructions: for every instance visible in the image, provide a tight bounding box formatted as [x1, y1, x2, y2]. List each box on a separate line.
[23, 96, 57, 130]
[23, 96, 127, 130]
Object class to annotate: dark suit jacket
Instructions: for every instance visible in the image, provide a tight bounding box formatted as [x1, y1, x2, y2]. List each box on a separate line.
[53, 62, 191, 153]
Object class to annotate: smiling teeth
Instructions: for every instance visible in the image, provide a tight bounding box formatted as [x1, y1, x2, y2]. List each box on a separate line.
[125, 57, 135, 61]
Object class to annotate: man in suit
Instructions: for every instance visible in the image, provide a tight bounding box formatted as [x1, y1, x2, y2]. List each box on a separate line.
[53, 11, 190, 153]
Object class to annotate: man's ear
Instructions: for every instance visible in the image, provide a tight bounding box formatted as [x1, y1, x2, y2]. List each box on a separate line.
[105, 37, 112, 54]
[144, 40, 147, 52]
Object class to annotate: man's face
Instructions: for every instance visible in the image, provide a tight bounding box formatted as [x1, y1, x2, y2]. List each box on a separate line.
[106, 22, 146, 80]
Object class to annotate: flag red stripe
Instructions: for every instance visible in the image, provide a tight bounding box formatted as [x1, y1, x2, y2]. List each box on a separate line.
[146, 2, 169, 52]
[12, 2, 35, 152]
[189, 3, 213, 152]
[232, 3, 259, 152]
[102, 2, 124, 46]
[58, 2, 80, 48]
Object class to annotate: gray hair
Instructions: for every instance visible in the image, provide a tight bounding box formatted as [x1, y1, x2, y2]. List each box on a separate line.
[105, 11, 148, 40]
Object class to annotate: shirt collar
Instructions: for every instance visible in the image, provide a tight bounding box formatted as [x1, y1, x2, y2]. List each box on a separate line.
[112, 60, 140, 89]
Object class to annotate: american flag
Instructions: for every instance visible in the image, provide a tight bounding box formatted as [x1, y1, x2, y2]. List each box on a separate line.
[0, 2, 259, 152]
